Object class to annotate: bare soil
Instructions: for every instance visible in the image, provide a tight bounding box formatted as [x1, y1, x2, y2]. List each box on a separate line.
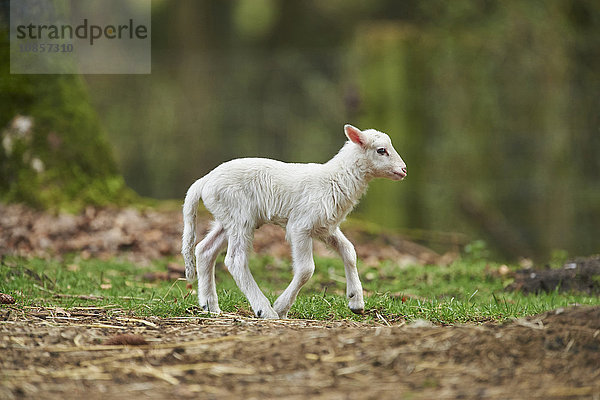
[1, 305, 599, 399]
[508, 256, 600, 295]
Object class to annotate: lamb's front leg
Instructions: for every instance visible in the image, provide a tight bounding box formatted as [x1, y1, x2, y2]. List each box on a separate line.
[325, 228, 365, 314]
[273, 231, 315, 318]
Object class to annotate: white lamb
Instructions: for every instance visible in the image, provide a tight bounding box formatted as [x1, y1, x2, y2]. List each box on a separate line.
[181, 124, 407, 319]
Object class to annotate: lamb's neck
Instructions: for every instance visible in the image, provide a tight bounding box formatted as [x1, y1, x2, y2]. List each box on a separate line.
[324, 143, 372, 206]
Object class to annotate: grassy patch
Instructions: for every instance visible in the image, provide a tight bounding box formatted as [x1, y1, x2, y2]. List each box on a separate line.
[1, 255, 598, 324]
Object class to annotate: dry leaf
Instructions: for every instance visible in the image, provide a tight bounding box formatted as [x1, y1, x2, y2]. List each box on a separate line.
[103, 334, 148, 346]
[67, 264, 80, 271]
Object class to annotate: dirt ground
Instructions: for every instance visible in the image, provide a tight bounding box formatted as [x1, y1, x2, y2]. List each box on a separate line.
[0, 203, 453, 266]
[2, 205, 599, 398]
[508, 255, 600, 295]
[1, 305, 599, 400]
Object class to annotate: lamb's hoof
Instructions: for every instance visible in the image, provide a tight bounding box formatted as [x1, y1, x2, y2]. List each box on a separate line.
[200, 304, 222, 315]
[272, 305, 289, 319]
[255, 308, 279, 319]
[350, 307, 365, 315]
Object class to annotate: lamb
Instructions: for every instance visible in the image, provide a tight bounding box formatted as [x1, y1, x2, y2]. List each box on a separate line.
[181, 124, 407, 319]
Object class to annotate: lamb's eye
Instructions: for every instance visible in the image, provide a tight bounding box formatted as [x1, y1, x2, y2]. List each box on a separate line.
[377, 148, 388, 156]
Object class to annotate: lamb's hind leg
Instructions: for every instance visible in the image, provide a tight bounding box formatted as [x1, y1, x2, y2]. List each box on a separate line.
[225, 230, 279, 319]
[273, 231, 315, 319]
[324, 228, 364, 314]
[195, 222, 226, 314]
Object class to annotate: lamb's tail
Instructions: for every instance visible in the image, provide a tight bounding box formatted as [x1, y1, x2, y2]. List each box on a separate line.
[182, 177, 206, 282]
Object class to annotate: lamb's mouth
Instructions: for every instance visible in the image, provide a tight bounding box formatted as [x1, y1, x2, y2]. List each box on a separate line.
[393, 171, 407, 180]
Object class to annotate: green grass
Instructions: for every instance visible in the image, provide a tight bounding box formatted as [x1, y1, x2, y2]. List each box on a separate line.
[1, 254, 598, 324]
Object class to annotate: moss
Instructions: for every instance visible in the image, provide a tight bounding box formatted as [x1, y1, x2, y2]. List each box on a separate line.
[0, 27, 135, 211]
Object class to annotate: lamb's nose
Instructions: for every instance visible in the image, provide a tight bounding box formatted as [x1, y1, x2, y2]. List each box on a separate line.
[402, 167, 407, 175]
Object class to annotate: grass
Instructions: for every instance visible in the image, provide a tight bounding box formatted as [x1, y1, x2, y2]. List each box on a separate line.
[1, 253, 599, 324]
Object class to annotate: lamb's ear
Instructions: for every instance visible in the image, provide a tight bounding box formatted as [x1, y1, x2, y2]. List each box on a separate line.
[344, 124, 366, 147]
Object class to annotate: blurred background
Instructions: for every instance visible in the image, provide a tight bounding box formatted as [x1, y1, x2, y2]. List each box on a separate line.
[1, 0, 599, 260]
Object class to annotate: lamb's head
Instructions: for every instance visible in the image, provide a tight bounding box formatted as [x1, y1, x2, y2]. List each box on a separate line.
[344, 124, 407, 180]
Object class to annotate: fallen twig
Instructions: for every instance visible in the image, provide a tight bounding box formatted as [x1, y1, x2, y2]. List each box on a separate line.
[42, 334, 269, 352]
[116, 317, 159, 328]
